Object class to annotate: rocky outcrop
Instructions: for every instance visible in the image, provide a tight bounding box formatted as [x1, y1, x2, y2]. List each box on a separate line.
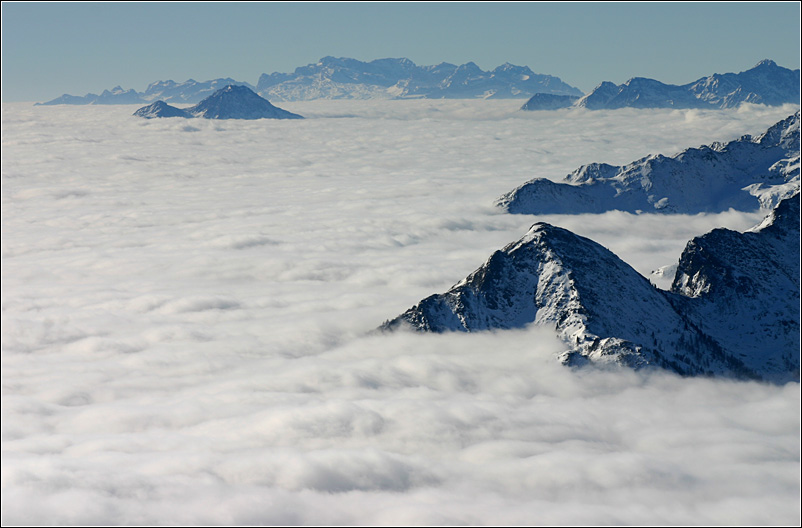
[132, 100, 191, 119]
[574, 60, 800, 110]
[256, 57, 583, 101]
[183, 85, 303, 120]
[496, 112, 800, 214]
[133, 85, 303, 120]
[520, 93, 580, 111]
[382, 195, 800, 383]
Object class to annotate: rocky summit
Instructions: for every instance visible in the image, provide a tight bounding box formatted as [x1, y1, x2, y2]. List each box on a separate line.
[496, 111, 800, 215]
[37, 56, 583, 105]
[132, 100, 191, 119]
[184, 84, 303, 120]
[668, 194, 800, 383]
[256, 56, 583, 101]
[520, 59, 801, 111]
[520, 93, 580, 111]
[382, 194, 800, 383]
[133, 85, 303, 120]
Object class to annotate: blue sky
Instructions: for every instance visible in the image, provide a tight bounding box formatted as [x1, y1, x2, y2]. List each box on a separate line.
[2, 2, 800, 102]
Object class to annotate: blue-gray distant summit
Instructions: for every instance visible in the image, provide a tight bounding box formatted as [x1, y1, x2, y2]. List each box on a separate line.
[36, 57, 582, 105]
[36, 79, 255, 106]
[185, 84, 303, 119]
[256, 56, 583, 101]
[133, 100, 192, 119]
[520, 93, 580, 110]
[521, 59, 801, 110]
[133, 85, 303, 120]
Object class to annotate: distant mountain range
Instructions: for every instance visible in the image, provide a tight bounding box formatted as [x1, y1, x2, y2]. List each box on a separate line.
[255, 56, 583, 101]
[496, 111, 800, 214]
[521, 60, 801, 110]
[37, 58, 800, 108]
[132, 85, 303, 120]
[37, 79, 256, 106]
[35, 56, 582, 105]
[382, 193, 800, 384]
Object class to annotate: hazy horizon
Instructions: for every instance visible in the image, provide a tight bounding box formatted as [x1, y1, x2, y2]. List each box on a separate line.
[2, 2, 800, 102]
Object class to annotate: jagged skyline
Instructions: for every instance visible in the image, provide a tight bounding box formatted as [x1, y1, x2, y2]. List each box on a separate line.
[2, 2, 800, 102]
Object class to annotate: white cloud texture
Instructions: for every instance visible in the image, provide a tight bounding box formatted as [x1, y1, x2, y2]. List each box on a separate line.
[2, 100, 800, 525]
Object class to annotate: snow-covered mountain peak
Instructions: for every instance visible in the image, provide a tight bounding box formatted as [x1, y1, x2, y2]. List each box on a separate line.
[256, 57, 582, 101]
[132, 100, 191, 119]
[747, 189, 800, 236]
[382, 196, 800, 382]
[752, 58, 778, 69]
[497, 113, 801, 215]
[666, 194, 799, 382]
[38, 57, 582, 105]
[525, 60, 800, 111]
[755, 110, 800, 148]
[181, 84, 301, 119]
[133, 85, 303, 120]
[146, 80, 177, 91]
[219, 84, 243, 94]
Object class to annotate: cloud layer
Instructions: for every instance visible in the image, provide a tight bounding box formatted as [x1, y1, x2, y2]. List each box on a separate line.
[2, 100, 799, 525]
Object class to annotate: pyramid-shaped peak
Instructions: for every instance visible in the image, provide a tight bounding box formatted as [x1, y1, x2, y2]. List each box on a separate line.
[753, 59, 778, 68]
[220, 84, 251, 94]
[134, 85, 304, 120]
[203, 84, 273, 103]
[185, 85, 303, 120]
[497, 222, 554, 244]
[524, 222, 560, 237]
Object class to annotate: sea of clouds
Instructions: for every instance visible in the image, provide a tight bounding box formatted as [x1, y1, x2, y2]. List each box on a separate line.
[2, 99, 800, 525]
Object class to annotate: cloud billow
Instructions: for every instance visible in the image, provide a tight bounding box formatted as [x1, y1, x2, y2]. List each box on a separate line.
[2, 100, 799, 525]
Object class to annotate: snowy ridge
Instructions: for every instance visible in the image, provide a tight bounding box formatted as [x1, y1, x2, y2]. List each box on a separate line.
[35, 79, 256, 106]
[496, 112, 801, 215]
[35, 57, 582, 105]
[142, 78, 256, 104]
[382, 196, 800, 382]
[132, 100, 192, 119]
[520, 60, 800, 111]
[668, 193, 800, 382]
[575, 59, 800, 110]
[133, 85, 303, 120]
[184, 85, 303, 120]
[257, 57, 583, 101]
[35, 85, 147, 106]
